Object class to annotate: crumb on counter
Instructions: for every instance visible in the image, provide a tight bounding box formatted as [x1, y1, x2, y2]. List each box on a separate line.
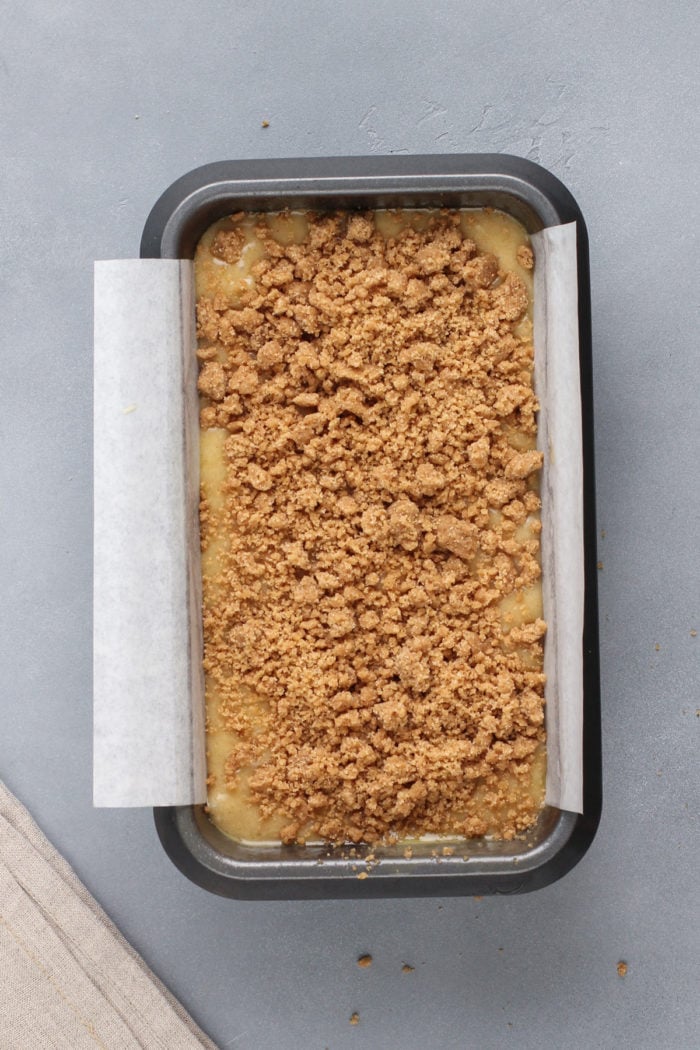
[617, 960, 628, 978]
[401, 963, 414, 973]
[357, 954, 372, 968]
[349, 1012, 360, 1025]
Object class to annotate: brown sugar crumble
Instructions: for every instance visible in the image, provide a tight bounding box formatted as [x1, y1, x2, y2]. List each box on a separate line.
[516, 244, 534, 269]
[196, 208, 546, 846]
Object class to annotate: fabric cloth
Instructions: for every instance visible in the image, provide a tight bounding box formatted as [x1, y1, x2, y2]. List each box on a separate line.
[0, 781, 217, 1049]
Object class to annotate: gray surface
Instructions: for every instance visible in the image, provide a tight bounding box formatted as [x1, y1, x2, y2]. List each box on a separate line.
[1, 1, 698, 1048]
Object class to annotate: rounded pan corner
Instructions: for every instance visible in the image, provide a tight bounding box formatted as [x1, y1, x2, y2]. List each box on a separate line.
[154, 806, 246, 900]
[494, 154, 589, 229]
[140, 161, 244, 259]
[513, 811, 601, 896]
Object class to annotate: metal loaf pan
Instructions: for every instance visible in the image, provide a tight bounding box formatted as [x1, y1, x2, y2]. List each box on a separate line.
[142, 154, 601, 899]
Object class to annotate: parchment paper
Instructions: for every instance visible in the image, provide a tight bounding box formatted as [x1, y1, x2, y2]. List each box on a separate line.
[93, 227, 583, 813]
[532, 222, 584, 813]
[93, 260, 206, 806]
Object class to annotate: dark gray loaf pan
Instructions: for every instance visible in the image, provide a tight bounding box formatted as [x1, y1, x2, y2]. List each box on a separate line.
[141, 154, 601, 899]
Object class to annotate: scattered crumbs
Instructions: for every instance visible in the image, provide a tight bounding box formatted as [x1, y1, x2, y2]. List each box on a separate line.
[261, 119, 270, 128]
[351, 865, 357, 872]
[122, 404, 137, 414]
[654, 644, 660, 652]
[350, 1012, 360, 1025]
[696, 710, 700, 718]
[365, 853, 376, 862]
[596, 560, 604, 570]
[691, 630, 697, 638]
[600, 529, 606, 539]
[402, 964, 414, 974]
[357, 954, 372, 968]
[357, 871, 369, 880]
[617, 960, 628, 978]
[442, 846, 454, 856]
[473, 896, 483, 901]
[404, 847, 413, 860]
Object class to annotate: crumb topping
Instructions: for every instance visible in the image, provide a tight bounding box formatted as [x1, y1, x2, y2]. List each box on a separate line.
[197, 210, 545, 844]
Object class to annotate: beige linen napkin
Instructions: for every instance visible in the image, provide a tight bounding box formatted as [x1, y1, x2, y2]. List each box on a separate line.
[0, 781, 217, 1049]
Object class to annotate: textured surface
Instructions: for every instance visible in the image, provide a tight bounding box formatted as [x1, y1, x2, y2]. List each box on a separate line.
[0, 782, 215, 1049]
[1, 2, 698, 1048]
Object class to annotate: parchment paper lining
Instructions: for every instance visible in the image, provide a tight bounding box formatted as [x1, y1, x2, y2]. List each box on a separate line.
[532, 223, 584, 813]
[93, 223, 583, 813]
[93, 260, 205, 806]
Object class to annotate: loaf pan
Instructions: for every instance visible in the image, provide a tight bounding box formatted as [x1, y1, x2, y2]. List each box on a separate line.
[142, 154, 601, 899]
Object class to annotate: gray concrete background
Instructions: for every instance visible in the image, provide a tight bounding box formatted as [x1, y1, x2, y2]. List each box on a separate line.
[1, 1, 698, 1047]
